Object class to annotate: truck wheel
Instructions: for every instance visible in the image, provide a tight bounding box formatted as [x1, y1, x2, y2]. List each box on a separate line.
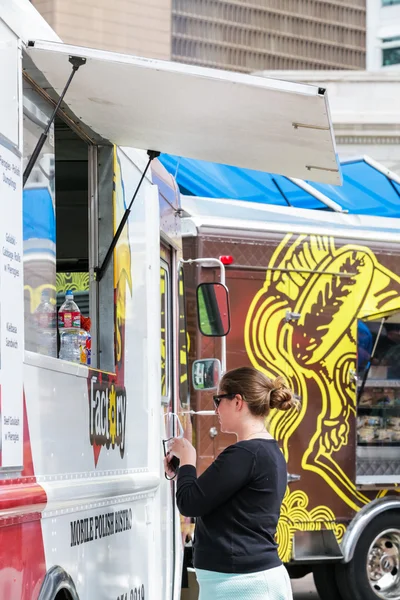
[313, 564, 344, 600]
[336, 511, 400, 600]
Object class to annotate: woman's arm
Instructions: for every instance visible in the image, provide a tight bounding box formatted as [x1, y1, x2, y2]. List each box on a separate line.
[176, 445, 255, 517]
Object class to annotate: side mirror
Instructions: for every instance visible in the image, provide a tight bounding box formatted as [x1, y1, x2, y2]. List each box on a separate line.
[196, 282, 230, 337]
[192, 359, 221, 391]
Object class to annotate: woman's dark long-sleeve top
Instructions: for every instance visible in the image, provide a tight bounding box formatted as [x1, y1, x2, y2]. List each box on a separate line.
[176, 439, 287, 574]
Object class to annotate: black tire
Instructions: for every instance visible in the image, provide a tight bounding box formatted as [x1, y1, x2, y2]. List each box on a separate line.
[286, 564, 311, 579]
[313, 564, 344, 600]
[336, 510, 400, 600]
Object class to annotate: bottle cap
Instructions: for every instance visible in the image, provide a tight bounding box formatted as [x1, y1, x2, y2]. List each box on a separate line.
[66, 290, 73, 298]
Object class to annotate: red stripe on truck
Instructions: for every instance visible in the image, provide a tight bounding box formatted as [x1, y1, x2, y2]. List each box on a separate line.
[0, 396, 47, 600]
[0, 480, 47, 514]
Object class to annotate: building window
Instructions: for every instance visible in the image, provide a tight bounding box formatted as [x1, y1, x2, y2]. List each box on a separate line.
[382, 36, 400, 43]
[382, 0, 400, 5]
[383, 46, 400, 65]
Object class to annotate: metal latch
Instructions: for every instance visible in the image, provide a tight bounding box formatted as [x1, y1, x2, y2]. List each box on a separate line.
[285, 310, 301, 322]
[349, 369, 358, 385]
[209, 427, 218, 439]
[287, 473, 301, 484]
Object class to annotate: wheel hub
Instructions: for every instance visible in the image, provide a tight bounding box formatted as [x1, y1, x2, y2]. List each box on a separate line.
[367, 529, 400, 599]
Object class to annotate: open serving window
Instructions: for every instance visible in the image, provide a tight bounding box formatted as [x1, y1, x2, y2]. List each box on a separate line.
[23, 74, 116, 371]
[356, 313, 400, 485]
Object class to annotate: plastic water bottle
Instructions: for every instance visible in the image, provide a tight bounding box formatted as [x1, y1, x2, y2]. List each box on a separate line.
[59, 329, 81, 363]
[58, 290, 81, 329]
[34, 290, 57, 357]
[58, 291, 81, 363]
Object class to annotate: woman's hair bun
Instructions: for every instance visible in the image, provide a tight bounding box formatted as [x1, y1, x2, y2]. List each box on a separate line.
[219, 366, 299, 417]
[269, 376, 300, 412]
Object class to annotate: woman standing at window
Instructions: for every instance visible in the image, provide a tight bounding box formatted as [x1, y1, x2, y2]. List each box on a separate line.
[165, 366, 298, 600]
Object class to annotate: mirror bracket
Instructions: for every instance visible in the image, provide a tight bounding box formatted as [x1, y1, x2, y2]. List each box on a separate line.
[179, 257, 227, 372]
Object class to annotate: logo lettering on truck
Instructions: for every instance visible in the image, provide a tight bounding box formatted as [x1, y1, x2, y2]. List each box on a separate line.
[89, 376, 127, 458]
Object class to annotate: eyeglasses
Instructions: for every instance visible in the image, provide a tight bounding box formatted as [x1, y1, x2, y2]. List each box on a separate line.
[213, 393, 237, 409]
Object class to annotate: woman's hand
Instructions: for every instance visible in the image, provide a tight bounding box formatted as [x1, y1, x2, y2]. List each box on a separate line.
[169, 437, 197, 467]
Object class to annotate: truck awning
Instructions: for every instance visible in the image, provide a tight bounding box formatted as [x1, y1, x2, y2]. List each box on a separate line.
[26, 40, 341, 184]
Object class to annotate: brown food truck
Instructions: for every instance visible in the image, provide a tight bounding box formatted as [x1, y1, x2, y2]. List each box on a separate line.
[181, 194, 400, 600]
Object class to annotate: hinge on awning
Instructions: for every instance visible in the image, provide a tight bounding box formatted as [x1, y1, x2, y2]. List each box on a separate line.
[23, 54, 87, 187]
[95, 149, 160, 282]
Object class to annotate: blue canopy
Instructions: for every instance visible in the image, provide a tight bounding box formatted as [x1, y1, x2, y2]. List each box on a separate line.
[23, 186, 56, 243]
[159, 155, 400, 218]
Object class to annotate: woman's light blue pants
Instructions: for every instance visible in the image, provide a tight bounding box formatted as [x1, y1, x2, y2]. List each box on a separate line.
[196, 565, 293, 600]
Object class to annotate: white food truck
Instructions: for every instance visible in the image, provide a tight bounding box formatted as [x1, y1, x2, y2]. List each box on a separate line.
[0, 1, 339, 598]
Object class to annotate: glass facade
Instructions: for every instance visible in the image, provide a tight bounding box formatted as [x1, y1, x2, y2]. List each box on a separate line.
[383, 46, 400, 65]
[172, 0, 366, 72]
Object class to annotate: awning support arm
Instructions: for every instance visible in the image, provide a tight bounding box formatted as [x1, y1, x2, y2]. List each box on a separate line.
[288, 177, 346, 213]
[95, 149, 160, 282]
[271, 177, 292, 207]
[23, 54, 87, 187]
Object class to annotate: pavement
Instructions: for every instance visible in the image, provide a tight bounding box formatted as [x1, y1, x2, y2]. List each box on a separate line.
[292, 573, 320, 599]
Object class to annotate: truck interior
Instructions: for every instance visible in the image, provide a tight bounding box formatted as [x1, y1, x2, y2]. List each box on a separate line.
[52, 116, 115, 372]
[54, 116, 89, 316]
[356, 313, 400, 483]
